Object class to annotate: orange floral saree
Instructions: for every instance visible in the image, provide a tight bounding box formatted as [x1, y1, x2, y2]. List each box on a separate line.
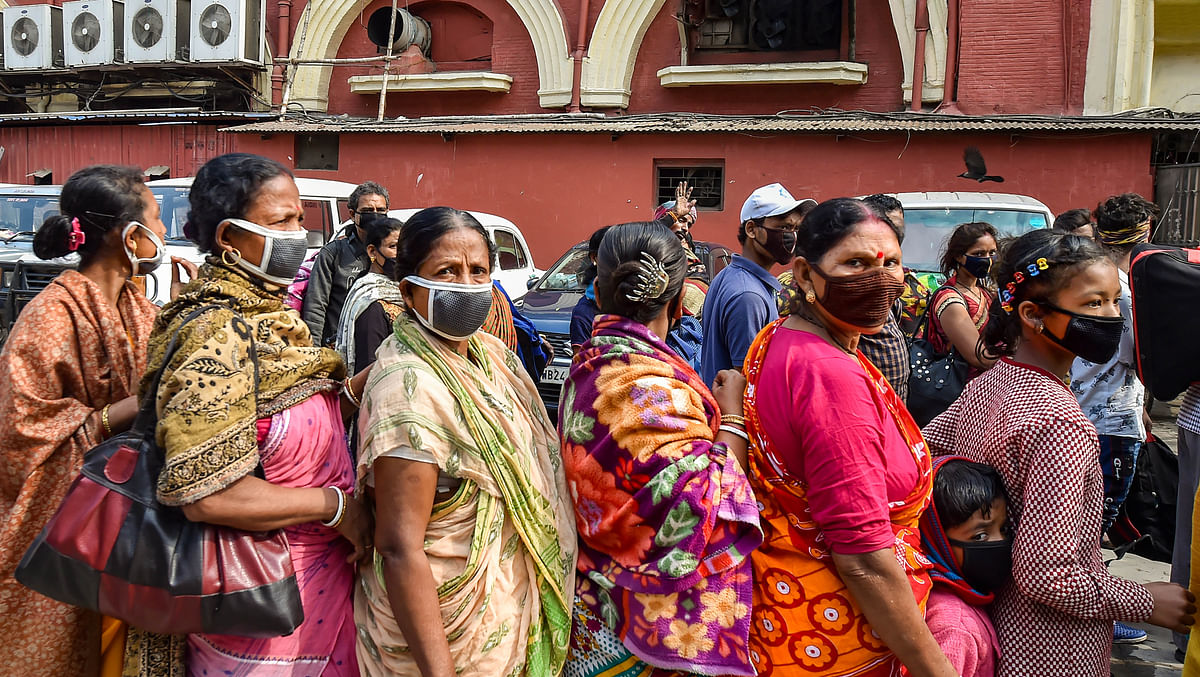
[742, 320, 934, 676]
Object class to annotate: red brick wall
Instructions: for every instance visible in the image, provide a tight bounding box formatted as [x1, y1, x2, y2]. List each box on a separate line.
[954, 0, 1091, 114]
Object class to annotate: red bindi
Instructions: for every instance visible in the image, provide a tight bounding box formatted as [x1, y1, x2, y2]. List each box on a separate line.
[876, 251, 884, 259]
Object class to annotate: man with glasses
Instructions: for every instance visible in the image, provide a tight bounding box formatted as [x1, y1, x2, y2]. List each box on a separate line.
[700, 183, 815, 384]
[302, 181, 390, 347]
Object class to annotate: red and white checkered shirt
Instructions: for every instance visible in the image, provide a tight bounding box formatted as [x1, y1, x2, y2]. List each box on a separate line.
[923, 358, 1154, 677]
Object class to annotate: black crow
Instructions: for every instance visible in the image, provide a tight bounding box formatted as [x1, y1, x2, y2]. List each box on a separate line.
[959, 147, 1005, 183]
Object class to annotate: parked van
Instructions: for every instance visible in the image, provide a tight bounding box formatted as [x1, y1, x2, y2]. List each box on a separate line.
[897, 191, 1053, 279]
[387, 208, 543, 300]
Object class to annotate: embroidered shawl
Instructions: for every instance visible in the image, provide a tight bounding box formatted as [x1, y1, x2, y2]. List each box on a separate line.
[141, 261, 345, 506]
[355, 314, 576, 676]
[335, 271, 404, 370]
[561, 314, 763, 676]
[0, 270, 157, 675]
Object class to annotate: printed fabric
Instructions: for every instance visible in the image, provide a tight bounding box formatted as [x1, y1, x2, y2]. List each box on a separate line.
[743, 319, 934, 677]
[355, 314, 576, 676]
[923, 280, 992, 358]
[141, 261, 345, 507]
[0, 271, 157, 676]
[335, 271, 405, 371]
[560, 314, 763, 676]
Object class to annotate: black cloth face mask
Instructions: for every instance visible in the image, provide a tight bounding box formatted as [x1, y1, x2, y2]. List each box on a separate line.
[948, 538, 1012, 593]
[380, 255, 397, 280]
[757, 227, 796, 266]
[1037, 301, 1125, 364]
[961, 254, 994, 280]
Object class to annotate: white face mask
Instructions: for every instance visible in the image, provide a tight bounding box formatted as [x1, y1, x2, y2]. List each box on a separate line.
[221, 218, 309, 285]
[122, 221, 165, 276]
[403, 276, 494, 341]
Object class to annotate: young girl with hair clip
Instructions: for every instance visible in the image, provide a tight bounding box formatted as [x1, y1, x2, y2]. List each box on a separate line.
[922, 229, 1195, 677]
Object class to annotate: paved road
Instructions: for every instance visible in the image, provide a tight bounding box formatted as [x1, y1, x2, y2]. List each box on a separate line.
[1109, 551, 1184, 676]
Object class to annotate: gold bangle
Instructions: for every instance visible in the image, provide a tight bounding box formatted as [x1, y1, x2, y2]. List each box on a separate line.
[343, 377, 362, 408]
[100, 404, 113, 438]
[720, 414, 746, 427]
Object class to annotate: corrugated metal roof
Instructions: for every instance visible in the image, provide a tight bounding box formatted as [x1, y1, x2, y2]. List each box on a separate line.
[0, 108, 277, 125]
[223, 110, 1200, 135]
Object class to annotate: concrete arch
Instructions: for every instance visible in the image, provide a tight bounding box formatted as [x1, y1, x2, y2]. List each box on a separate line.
[579, 0, 668, 109]
[286, 0, 573, 111]
[889, 0, 948, 103]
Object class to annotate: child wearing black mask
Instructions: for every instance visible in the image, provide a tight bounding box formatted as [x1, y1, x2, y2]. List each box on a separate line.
[920, 457, 1011, 677]
[923, 229, 1195, 677]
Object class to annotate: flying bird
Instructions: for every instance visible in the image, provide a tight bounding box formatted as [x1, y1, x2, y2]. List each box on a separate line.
[959, 147, 1005, 183]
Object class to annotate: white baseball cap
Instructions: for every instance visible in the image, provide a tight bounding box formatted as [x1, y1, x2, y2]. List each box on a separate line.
[740, 183, 817, 223]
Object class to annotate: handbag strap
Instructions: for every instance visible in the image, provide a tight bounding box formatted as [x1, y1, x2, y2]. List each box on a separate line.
[130, 304, 260, 439]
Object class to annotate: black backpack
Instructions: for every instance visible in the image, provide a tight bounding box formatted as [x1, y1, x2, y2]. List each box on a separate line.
[1109, 435, 1178, 563]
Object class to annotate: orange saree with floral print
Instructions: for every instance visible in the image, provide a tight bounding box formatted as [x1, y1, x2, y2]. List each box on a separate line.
[742, 320, 934, 676]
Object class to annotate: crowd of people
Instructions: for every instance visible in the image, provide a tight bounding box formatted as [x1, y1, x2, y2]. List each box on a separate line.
[0, 152, 1197, 677]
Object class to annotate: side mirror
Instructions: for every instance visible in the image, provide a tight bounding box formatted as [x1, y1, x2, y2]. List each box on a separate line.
[527, 275, 538, 290]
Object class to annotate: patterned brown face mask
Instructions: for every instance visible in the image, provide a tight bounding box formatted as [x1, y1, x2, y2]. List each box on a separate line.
[810, 264, 906, 329]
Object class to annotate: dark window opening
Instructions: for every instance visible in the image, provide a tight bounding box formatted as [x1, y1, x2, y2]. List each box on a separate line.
[295, 134, 339, 171]
[695, 0, 842, 51]
[655, 164, 725, 211]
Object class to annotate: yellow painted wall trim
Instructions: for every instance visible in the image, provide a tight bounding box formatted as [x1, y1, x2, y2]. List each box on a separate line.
[580, 0, 668, 108]
[1083, 0, 1154, 113]
[286, 0, 570, 111]
[890, 0, 947, 103]
[657, 62, 868, 87]
[348, 71, 514, 93]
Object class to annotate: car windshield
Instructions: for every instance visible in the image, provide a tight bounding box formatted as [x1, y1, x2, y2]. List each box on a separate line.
[902, 208, 1049, 273]
[0, 195, 60, 241]
[533, 247, 590, 291]
[150, 187, 195, 241]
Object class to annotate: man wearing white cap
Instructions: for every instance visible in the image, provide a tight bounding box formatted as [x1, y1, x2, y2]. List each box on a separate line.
[700, 183, 816, 384]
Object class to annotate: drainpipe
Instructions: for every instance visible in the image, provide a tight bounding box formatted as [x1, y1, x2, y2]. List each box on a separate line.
[271, 0, 292, 108]
[911, 0, 929, 112]
[939, 0, 961, 113]
[567, 0, 590, 112]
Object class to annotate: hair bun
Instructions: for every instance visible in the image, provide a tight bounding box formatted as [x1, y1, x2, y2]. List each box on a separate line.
[32, 214, 74, 260]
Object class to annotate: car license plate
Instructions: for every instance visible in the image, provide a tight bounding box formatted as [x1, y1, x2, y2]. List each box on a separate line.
[541, 365, 569, 384]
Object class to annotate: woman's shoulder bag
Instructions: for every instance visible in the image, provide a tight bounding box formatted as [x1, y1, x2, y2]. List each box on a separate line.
[15, 304, 304, 637]
[906, 285, 970, 427]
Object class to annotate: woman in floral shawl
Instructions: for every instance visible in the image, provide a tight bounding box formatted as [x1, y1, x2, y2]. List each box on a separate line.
[560, 222, 762, 677]
[355, 207, 576, 676]
[0, 166, 175, 676]
[129, 154, 371, 676]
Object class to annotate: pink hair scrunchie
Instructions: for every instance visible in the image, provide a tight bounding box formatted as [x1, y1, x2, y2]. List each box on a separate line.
[67, 217, 87, 251]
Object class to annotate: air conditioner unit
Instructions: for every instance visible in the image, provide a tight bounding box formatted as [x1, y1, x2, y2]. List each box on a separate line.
[64, 0, 124, 66]
[2, 5, 63, 71]
[189, 0, 261, 64]
[126, 0, 189, 62]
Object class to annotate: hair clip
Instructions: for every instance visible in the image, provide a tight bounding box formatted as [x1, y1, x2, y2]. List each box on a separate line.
[1001, 302, 1014, 314]
[626, 251, 670, 303]
[67, 217, 86, 251]
[1013, 271, 1025, 284]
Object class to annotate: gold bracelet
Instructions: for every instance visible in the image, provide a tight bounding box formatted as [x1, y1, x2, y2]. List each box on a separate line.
[100, 404, 113, 438]
[720, 414, 746, 428]
[343, 377, 362, 408]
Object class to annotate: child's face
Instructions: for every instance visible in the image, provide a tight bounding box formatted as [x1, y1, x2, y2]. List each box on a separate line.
[946, 497, 1011, 568]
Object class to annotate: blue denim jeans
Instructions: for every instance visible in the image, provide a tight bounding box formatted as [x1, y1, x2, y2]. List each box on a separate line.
[1098, 435, 1143, 534]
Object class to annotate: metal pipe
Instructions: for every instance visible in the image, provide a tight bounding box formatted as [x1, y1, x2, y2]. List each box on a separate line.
[911, 0, 929, 112]
[567, 0, 591, 112]
[939, 0, 960, 112]
[271, 0, 291, 108]
[376, 0, 400, 122]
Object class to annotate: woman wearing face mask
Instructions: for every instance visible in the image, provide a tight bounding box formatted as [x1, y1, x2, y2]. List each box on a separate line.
[129, 153, 371, 676]
[336, 216, 404, 373]
[923, 222, 1000, 375]
[742, 198, 957, 677]
[923, 229, 1196, 677]
[0, 165, 186, 676]
[355, 206, 576, 677]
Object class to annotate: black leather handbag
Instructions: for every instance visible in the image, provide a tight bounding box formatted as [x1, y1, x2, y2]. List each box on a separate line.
[16, 305, 304, 637]
[906, 289, 970, 427]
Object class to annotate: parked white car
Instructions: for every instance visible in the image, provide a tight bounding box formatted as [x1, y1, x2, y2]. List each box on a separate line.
[387, 208, 543, 300]
[895, 191, 1053, 275]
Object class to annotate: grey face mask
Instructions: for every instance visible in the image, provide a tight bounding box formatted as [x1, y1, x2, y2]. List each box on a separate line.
[221, 218, 309, 285]
[403, 276, 494, 341]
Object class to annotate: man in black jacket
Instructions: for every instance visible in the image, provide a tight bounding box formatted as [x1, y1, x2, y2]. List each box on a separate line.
[302, 181, 389, 346]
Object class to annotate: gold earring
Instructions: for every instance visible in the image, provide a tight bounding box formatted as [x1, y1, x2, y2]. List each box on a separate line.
[805, 290, 816, 304]
[1036, 322, 1044, 334]
[222, 248, 242, 266]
